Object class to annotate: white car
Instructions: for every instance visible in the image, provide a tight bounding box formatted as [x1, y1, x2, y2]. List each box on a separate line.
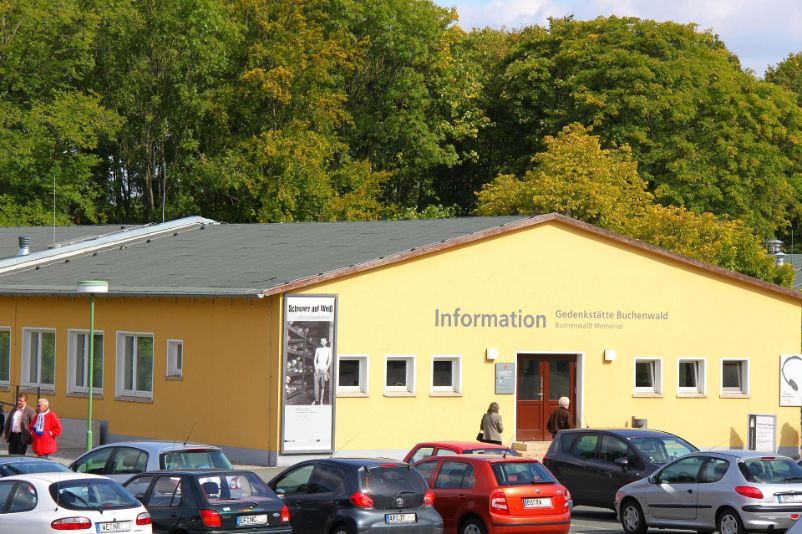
[0, 471, 151, 533]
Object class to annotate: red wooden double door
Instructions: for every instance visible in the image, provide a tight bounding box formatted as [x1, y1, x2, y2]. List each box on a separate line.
[515, 354, 576, 441]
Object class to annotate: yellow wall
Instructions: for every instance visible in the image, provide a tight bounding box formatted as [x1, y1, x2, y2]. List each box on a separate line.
[304, 221, 801, 453]
[0, 295, 279, 450]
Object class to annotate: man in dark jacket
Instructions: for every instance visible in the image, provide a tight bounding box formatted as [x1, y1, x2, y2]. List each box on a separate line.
[2, 394, 36, 455]
[547, 396, 572, 439]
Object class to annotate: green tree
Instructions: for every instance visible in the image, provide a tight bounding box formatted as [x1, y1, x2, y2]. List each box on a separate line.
[476, 124, 793, 286]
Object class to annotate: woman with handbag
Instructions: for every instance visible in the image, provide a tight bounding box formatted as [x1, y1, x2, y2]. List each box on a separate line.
[478, 402, 503, 444]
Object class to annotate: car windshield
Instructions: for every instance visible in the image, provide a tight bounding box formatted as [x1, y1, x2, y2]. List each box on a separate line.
[161, 449, 233, 470]
[739, 457, 802, 483]
[3, 461, 71, 475]
[464, 448, 521, 456]
[491, 461, 556, 486]
[50, 479, 140, 510]
[629, 436, 696, 465]
[198, 472, 277, 503]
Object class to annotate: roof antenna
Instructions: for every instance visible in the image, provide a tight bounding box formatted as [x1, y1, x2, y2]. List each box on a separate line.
[183, 421, 198, 446]
[330, 432, 360, 459]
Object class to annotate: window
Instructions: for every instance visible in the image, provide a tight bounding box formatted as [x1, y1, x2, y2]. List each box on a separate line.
[273, 465, 314, 496]
[634, 358, 662, 395]
[336, 354, 368, 395]
[22, 329, 56, 389]
[657, 456, 704, 484]
[414, 461, 437, 483]
[600, 435, 638, 466]
[8, 481, 37, 512]
[721, 359, 748, 395]
[116, 332, 154, 399]
[0, 328, 9, 385]
[68, 330, 103, 394]
[73, 447, 113, 475]
[385, 355, 415, 394]
[431, 355, 461, 393]
[409, 447, 435, 463]
[124, 475, 153, 500]
[109, 447, 148, 476]
[571, 433, 600, 460]
[699, 458, 729, 483]
[678, 358, 706, 395]
[166, 340, 183, 378]
[434, 461, 475, 489]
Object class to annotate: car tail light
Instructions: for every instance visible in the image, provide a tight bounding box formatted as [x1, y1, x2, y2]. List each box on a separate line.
[200, 509, 222, 527]
[791, 514, 800, 521]
[736, 486, 764, 499]
[350, 491, 374, 508]
[423, 489, 435, 506]
[490, 490, 509, 515]
[51, 517, 92, 530]
[136, 512, 151, 526]
[564, 488, 571, 511]
[281, 504, 291, 523]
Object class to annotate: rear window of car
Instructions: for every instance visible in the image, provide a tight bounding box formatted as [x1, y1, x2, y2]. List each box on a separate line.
[160, 449, 233, 470]
[198, 472, 277, 503]
[739, 457, 802, 484]
[491, 461, 556, 486]
[463, 448, 521, 456]
[3, 461, 71, 475]
[360, 465, 427, 495]
[629, 436, 696, 465]
[50, 479, 140, 510]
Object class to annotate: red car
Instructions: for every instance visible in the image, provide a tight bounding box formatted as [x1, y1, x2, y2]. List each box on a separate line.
[414, 455, 571, 534]
[403, 441, 521, 464]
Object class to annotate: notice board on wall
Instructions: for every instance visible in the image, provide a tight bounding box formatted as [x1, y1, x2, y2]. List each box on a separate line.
[747, 413, 776, 452]
[495, 363, 515, 394]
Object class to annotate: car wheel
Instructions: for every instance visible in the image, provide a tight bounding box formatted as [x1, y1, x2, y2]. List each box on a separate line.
[620, 499, 647, 534]
[718, 509, 746, 534]
[332, 524, 354, 534]
[461, 517, 487, 534]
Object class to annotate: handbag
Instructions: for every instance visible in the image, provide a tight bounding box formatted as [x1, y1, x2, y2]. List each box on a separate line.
[476, 431, 484, 441]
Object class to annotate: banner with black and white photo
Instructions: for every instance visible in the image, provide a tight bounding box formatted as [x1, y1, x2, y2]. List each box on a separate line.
[281, 295, 337, 453]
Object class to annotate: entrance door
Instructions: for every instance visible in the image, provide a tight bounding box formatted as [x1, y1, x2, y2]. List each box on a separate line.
[515, 354, 576, 441]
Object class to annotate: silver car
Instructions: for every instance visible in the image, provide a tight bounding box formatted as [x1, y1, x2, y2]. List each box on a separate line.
[70, 440, 233, 483]
[615, 450, 802, 534]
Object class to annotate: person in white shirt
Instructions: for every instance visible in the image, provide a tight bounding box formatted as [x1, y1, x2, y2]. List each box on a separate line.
[2, 394, 36, 455]
[313, 337, 332, 405]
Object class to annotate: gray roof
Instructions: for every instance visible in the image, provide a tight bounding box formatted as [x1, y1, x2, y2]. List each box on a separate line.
[0, 217, 523, 297]
[0, 225, 132, 258]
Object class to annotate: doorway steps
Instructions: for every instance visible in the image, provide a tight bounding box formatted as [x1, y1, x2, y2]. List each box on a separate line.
[512, 441, 551, 460]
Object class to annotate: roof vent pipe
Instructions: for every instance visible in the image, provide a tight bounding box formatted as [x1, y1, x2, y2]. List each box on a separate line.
[17, 236, 30, 257]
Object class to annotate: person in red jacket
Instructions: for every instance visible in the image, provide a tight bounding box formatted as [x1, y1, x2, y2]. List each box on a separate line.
[29, 398, 62, 458]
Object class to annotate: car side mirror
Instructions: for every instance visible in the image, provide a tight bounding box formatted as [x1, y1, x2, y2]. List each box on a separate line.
[135, 493, 146, 501]
[647, 475, 657, 484]
[614, 457, 629, 469]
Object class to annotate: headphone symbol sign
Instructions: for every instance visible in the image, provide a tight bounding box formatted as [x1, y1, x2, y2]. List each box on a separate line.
[782, 355, 802, 392]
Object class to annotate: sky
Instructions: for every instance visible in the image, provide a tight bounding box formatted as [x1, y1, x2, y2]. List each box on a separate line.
[432, 0, 802, 76]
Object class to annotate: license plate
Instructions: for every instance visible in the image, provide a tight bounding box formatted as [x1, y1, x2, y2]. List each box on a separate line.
[386, 513, 417, 524]
[237, 514, 268, 526]
[779, 494, 802, 503]
[96, 521, 131, 533]
[523, 497, 553, 508]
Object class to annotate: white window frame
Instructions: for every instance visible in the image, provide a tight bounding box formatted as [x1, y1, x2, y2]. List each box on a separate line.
[0, 327, 10, 387]
[384, 355, 416, 395]
[116, 331, 155, 400]
[67, 329, 104, 395]
[633, 357, 662, 395]
[21, 328, 56, 390]
[677, 358, 706, 395]
[166, 339, 183, 379]
[336, 354, 369, 395]
[431, 355, 462, 393]
[721, 358, 749, 396]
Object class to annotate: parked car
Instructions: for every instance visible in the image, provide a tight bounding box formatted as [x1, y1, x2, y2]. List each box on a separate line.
[71, 440, 233, 483]
[543, 428, 697, 509]
[414, 454, 571, 534]
[0, 471, 151, 532]
[615, 450, 802, 534]
[404, 441, 521, 463]
[267, 458, 443, 534]
[124, 469, 291, 534]
[0, 456, 71, 477]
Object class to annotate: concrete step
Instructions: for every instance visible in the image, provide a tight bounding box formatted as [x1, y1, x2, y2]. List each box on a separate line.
[512, 441, 551, 460]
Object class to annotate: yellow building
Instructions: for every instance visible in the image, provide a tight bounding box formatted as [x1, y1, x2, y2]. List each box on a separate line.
[0, 213, 799, 465]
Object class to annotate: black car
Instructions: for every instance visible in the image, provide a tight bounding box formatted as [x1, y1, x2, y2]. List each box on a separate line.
[267, 458, 443, 534]
[542, 428, 697, 509]
[124, 469, 291, 534]
[0, 456, 72, 477]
